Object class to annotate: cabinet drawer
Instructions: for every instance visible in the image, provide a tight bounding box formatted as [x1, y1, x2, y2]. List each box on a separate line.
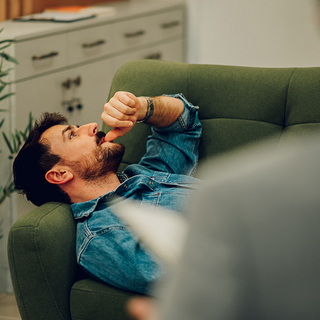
[112, 39, 185, 77]
[67, 23, 115, 65]
[14, 33, 67, 81]
[114, 15, 152, 52]
[152, 9, 184, 41]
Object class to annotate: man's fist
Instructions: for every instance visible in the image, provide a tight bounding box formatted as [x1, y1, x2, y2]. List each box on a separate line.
[101, 91, 142, 142]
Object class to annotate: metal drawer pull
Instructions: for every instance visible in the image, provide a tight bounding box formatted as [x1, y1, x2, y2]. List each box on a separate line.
[144, 53, 162, 60]
[32, 51, 59, 60]
[62, 79, 72, 89]
[161, 21, 181, 29]
[124, 30, 145, 38]
[82, 40, 106, 48]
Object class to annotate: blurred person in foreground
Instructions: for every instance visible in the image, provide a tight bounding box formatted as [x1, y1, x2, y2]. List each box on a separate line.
[127, 135, 320, 320]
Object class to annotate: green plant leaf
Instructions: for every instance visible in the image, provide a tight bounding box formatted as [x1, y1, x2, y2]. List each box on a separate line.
[0, 71, 9, 77]
[0, 92, 14, 101]
[0, 28, 21, 206]
[0, 43, 11, 51]
[0, 68, 14, 77]
[0, 79, 9, 86]
[0, 38, 14, 45]
[19, 130, 26, 140]
[25, 112, 33, 136]
[0, 52, 9, 59]
[15, 129, 22, 148]
[0, 83, 6, 93]
[0, 186, 4, 206]
[11, 133, 17, 153]
[0, 52, 19, 65]
[2, 132, 14, 154]
[8, 181, 16, 193]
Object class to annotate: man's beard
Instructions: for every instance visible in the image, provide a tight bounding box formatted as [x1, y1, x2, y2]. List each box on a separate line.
[65, 133, 125, 182]
[78, 143, 125, 181]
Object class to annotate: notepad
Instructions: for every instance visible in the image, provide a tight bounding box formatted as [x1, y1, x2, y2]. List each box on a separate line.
[44, 6, 115, 16]
[14, 12, 96, 23]
[114, 201, 189, 265]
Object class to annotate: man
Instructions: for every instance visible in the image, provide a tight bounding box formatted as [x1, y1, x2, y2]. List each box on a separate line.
[13, 91, 202, 294]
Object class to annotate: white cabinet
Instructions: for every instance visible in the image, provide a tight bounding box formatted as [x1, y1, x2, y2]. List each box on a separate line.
[113, 39, 184, 74]
[15, 58, 113, 130]
[114, 15, 152, 52]
[14, 33, 68, 81]
[67, 23, 116, 65]
[152, 9, 184, 42]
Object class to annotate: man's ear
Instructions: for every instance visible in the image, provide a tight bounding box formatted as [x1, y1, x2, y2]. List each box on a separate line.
[45, 165, 74, 185]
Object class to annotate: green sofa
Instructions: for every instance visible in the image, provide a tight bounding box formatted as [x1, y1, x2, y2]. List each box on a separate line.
[8, 60, 320, 320]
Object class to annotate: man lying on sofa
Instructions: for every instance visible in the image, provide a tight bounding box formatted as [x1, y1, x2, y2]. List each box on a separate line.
[13, 91, 202, 295]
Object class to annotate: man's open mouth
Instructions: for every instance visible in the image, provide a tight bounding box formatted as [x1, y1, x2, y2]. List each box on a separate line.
[96, 131, 106, 145]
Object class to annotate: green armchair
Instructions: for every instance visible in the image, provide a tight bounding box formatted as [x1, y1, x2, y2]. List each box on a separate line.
[8, 60, 320, 319]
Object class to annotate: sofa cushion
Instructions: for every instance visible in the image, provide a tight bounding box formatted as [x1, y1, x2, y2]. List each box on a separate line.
[199, 118, 283, 158]
[187, 64, 293, 126]
[285, 68, 320, 126]
[8, 202, 78, 320]
[70, 278, 138, 320]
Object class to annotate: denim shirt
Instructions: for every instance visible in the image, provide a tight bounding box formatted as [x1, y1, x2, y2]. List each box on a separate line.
[71, 94, 202, 294]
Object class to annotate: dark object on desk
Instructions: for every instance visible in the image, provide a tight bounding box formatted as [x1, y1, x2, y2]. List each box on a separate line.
[14, 12, 96, 23]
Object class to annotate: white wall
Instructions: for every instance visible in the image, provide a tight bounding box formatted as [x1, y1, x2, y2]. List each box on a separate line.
[187, 0, 320, 67]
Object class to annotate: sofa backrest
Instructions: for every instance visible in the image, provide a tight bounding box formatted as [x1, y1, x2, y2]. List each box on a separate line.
[104, 60, 320, 171]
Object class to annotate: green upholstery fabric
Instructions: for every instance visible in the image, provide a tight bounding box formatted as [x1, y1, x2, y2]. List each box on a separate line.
[70, 279, 136, 320]
[8, 202, 77, 320]
[8, 60, 320, 320]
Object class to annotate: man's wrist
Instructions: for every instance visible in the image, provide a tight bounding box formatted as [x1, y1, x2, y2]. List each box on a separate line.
[137, 97, 148, 122]
[137, 97, 154, 123]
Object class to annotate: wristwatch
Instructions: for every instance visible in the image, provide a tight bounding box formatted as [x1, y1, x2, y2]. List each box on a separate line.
[137, 96, 154, 123]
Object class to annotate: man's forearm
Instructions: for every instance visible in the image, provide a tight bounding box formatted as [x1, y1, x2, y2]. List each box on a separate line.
[137, 96, 184, 128]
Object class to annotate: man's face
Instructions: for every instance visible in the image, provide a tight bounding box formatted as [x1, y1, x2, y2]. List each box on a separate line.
[41, 122, 124, 180]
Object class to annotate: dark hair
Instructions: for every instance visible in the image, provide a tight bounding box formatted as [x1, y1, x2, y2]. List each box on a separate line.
[13, 112, 71, 206]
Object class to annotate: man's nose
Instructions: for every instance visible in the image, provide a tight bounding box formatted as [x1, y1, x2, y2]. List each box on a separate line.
[78, 123, 98, 136]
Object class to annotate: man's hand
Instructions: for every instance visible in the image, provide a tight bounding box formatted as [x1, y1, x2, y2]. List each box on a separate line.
[127, 297, 158, 320]
[102, 91, 147, 142]
[102, 91, 185, 141]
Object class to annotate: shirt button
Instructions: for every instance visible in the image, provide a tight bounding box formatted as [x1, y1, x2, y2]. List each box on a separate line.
[149, 181, 153, 186]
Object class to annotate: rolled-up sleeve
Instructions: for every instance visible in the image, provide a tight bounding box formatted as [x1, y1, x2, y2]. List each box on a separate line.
[139, 94, 202, 176]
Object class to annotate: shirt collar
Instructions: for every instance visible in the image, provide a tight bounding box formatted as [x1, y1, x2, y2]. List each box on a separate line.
[71, 172, 128, 219]
[117, 172, 129, 183]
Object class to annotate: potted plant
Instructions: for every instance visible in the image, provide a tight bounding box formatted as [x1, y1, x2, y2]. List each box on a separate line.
[0, 28, 32, 239]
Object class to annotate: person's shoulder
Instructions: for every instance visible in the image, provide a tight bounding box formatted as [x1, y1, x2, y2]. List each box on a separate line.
[123, 164, 154, 177]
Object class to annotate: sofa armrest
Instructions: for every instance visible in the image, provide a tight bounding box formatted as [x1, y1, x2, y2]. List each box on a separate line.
[8, 202, 78, 320]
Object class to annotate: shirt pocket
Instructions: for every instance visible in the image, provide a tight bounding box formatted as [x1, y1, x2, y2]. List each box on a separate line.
[141, 192, 160, 208]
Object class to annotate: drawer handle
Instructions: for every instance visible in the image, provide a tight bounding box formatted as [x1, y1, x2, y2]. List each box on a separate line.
[124, 30, 145, 38]
[144, 53, 162, 60]
[32, 51, 59, 60]
[82, 40, 106, 48]
[161, 21, 181, 29]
